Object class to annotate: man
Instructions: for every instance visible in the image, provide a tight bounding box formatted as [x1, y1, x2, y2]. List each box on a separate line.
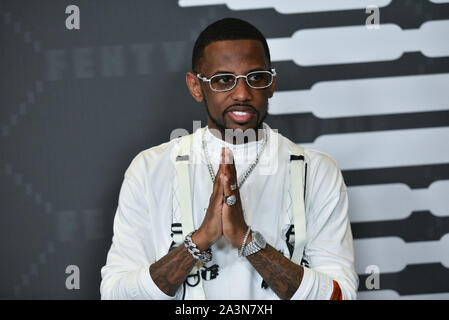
[100, 18, 358, 300]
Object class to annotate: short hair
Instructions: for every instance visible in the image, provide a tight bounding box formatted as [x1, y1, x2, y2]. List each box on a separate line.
[192, 18, 271, 72]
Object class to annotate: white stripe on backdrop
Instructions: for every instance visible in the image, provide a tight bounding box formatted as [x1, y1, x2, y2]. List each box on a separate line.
[354, 234, 449, 274]
[178, 0, 392, 14]
[267, 20, 449, 66]
[300, 127, 449, 170]
[268, 73, 449, 117]
[348, 180, 449, 223]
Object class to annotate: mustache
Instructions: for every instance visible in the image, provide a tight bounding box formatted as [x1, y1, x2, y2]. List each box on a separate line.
[223, 103, 258, 114]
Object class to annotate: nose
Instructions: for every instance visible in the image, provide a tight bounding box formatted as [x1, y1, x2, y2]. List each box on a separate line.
[231, 76, 252, 102]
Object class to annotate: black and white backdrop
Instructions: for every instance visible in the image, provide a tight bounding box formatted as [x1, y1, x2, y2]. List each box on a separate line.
[1, 0, 448, 299]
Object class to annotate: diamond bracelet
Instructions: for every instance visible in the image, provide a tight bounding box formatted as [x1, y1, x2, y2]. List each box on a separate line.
[184, 231, 212, 263]
[238, 226, 251, 257]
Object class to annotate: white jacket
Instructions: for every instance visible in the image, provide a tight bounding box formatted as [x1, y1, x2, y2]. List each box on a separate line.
[100, 124, 358, 299]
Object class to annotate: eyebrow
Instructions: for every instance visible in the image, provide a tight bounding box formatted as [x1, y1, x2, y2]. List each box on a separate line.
[211, 68, 267, 76]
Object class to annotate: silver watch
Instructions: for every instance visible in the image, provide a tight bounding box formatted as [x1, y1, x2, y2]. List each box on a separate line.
[242, 231, 266, 257]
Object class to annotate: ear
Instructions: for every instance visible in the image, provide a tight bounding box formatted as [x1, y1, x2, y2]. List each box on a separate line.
[268, 73, 277, 99]
[186, 72, 204, 102]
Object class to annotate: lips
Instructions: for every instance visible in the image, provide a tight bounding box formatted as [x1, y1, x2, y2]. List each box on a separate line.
[225, 105, 256, 124]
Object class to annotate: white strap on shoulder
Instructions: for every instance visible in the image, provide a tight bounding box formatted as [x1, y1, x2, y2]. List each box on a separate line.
[175, 133, 206, 300]
[176, 134, 195, 237]
[290, 143, 307, 265]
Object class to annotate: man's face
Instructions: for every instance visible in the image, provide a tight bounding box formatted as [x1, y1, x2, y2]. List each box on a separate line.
[188, 39, 276, 135]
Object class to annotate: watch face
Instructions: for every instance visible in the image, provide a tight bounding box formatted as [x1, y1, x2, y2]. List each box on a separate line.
[254, 231, 266, 248]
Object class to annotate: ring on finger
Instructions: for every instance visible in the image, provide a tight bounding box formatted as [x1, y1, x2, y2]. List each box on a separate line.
[230, 183, 237, 191]
[224, 194, 237, 206]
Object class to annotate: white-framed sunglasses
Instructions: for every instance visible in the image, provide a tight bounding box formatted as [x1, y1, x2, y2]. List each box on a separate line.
[196, 68, 276, 92]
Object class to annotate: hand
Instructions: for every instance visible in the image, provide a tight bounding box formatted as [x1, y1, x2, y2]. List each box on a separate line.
[192, 148, 226, 251]
[221, 148, 250, 248]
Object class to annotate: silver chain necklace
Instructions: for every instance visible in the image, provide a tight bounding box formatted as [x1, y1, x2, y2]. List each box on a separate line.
[202, 128, 267, 188]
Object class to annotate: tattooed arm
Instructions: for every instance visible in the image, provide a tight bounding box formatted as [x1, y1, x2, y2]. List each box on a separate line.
[246, 241, 346, 300]
[246, 243, 303, 300]
[149, 245, 196, 297]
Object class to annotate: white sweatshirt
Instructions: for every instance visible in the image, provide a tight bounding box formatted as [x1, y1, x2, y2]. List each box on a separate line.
[100, 123, 358, 300]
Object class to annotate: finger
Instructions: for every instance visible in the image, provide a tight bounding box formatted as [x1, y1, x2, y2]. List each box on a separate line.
[222, 148, 238, 189]
[215, 173, 225, 204]
[222, 146, 230, 166]
[222, 174, 234, 200]
[212, 147, 225, 194]
[222, 163, 239, 206]
[219, 147, 231, 185]
[224, 146, 233, 165]
[221, 147, 229, 171]
[218, 147, 227, 177]
[227, 148, 238, 181]
[220, 148, 233, 197]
